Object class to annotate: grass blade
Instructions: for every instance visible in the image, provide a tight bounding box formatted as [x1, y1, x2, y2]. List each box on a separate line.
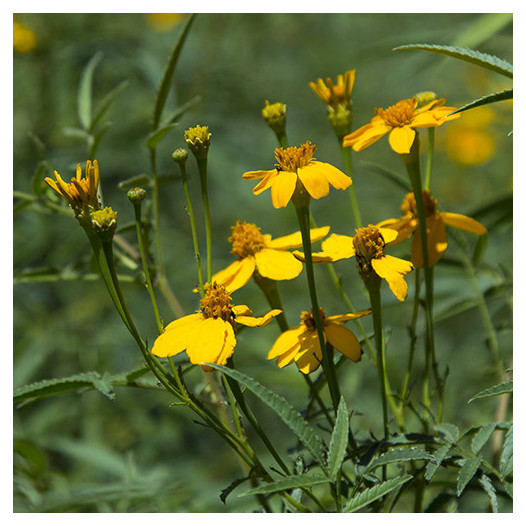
[78, 52, 103, 130]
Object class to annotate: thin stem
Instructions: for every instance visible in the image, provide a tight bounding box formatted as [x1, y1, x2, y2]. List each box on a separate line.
[424, 128, 435, 190]
[196, 157, 213, 282]
[340, 143, 362, 228]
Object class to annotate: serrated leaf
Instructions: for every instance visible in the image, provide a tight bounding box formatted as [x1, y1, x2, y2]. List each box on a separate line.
[457, 457, 482, 496]
[425, 444, 451, 482]
[146, 123, 178, 149]
[500, 425, 513, 476]
[220, 475, 252, 503]
[327, 397, 349, 481]
[435, 423, 460, 443]
[368, 447, 435, 472]
[208, 364, 326, 469]
[468, 380, 513, 403]
[239, 472, 328, 497]
[479, 474, 499, 513]
[471, 423, 498, 454]
[118, 173, 152, 190]
[343, 475, 413, 513]
[393, 43, 513, 78]
[78, 51, 103, 130]
[449, 89, 513, 116]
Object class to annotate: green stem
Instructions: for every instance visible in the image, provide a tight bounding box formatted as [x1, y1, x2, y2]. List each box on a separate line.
[340, 143, 362, 228]
[252, 272, 289, 333]
[196, 157, 213, 283]
[424, 128, 435, 190]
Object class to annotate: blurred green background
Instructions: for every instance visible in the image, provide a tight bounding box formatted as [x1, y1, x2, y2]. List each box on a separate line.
[14, 13, 512, 512]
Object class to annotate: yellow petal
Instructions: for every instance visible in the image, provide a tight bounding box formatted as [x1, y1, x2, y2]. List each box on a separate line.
[294, 333, 323, 374]
[314, 161, 352, 190]
[242, 169, 272, 180]
[388, 126, 416, 154]
[297, 164, 330, 199]
[211, 257, 255, 292]
[378, 227, 400, 245]
[271, 171, 298, 208]
[253, 171, 279, 195]
[377, 217, 417, 244]
[325, 309, 372, 324]
[232, 305, 252, 317]
[371, 255, 413, 301]
[441, 212, 487, 235]
[343, 121, 391, 151]
[266, 226, 330, 250]
[321, 234, 355, 261]
[268, 326, 305, 359]
[411, 216, 448, 267]
[151, 314, 203, 357]
[236, 309, 281, 328]
[292, 250, 333, 263]
[186, 317, 235, 367]
[276, 345, 301, 367]
[325, 322, 362, 362]
[215, 322, 237, 366]
[255, 248, 303, 281]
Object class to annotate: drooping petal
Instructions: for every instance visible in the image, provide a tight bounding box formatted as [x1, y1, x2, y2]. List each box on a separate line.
[441, 212, 488, 235]
[242, 169, 273, 180]
[292, 249, 334, 263]
[325, 322, 362, 362]
[294, 332, 323, 374]
[211, 257, 256, 292]
[236, 309, 282, 328]
[151, 313, 203, 357]
[266, 226, 330, 250]
[255, 248, 303, 280]
[297, 164, 330, 199]
[276, 345, 301, 367]
[315, 162, 353, 190]
[268, 326, 305, 360]
[271, 171, 298, 208]
[343, 122, 391, 151]
[388, 126, 416, 154]
[185, 317, 234, 369]
[371, 255, 414, 301]
[325, 309, 372, 324]
[214, 322, 237, 368]
[411, 216, 448, 267]
[253, 171, 279, 195]
[232, 305, 253, 317]
[321, 234, 355, 261]
[376, 216, 417, 244]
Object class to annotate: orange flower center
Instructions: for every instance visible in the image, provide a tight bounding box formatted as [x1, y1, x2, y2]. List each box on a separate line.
[375, 98, 417, 128]
[274, 142, 316, 172]
[401, 190, 438, 218]
[301, 308, 326, 331]
[200, 282, 234, 321]
[229, 220, 266, 259]
[353, 226, 386, 262]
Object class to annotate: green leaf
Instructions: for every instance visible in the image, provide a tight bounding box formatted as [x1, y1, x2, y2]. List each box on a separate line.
[146, 123, 178, 149]
[118, 173, 152, 190]
[239, 472, 329, 497]
[152, 14, 195, 130]
[78, 51, 103, 130]
[457, 457, 482, 496]
[161, 95, 202, 126]
[499, 425, 513, 476]
[471, 423, 498, 455]
[90, 80, 129, 133]
[453, 13, 512, 49]
[425, 444, 451, 482]
[327, 397, 349, 481]
[468, 380, 513, 403]
[435, 423, 460, 443]
[208, 364, 326, 468]
[368, 447, 435, 472]
[393, 44, 513, 78]
[479, 474, 499, 513]
[343, 475, 413, 513]
[359, 161, 411, 192]
[448, 89, 513, 116]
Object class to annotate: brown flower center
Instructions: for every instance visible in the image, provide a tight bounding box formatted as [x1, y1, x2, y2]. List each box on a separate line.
[200, 282, 234, 321]
[229, 220, 266, 259]
[401, 190, 438, 218]
[301, 308, 326, 331]
[274, 142, 316, 172]
[375, 98, 417, 128]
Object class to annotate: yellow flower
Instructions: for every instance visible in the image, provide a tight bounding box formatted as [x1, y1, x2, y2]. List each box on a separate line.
[242, 141, 352, 208]
[152, 282, 281, 371]
[377, 190, 487, 267]
[13, 21, 38, 53]
[212, 220, 330, 292]
[45, 160, 101, 209]
[267, 307, 371, 374]
[145, 13, 184, 32]
[343, 97, 460, 154]
[309, 70, 356, 111]
[295, 226, 414, 301]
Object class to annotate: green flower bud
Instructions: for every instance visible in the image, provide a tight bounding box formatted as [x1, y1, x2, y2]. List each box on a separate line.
[262, 100, 287, 137]
[172, 147, 189, 165]
[184, 125, 211, 159]
[127, 187, 147, 205]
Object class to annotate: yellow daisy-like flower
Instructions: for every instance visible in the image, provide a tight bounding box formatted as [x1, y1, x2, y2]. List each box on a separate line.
[242, 142, 352, 208]
[45, 160, 101, 209]
[295, 225, 414, 301]
[309, 70, 356, 110]
[343, 97, 460, 154]
[152, 282, 281, 372]
[377, 190, 488, 268]
[212, 220, 330, 292]
[267, 307, 371, 374]
[13, 21, 38, 53]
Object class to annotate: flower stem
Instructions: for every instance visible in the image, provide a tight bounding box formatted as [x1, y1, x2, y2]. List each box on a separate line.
[340, 143, 362, 228]
[252, 272, 289, 332]
[196, 157, 213, 283]
[424, 128, 435, 190]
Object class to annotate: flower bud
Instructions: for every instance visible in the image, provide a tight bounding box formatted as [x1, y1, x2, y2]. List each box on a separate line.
[184, 125, 211, 159]
[171, 147, 189, 165]
[91, 207, 117, 241]
[127, 187, 147, 205]
[262, 100, 287, 138]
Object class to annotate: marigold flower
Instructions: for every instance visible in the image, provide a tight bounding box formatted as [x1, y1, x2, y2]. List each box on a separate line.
[152, 282, 281, 371]
[267, 307, 371, 374]
[343, 96, 459, 154]
[242, 142, 352, 208]
[45, 160, 101, 210]
[309, 70, 356, 111]
[212, 220, 330, 292]
[377, 190, 487, 267]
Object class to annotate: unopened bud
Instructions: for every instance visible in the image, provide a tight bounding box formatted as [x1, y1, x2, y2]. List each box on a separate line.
[184, 125, 211, 159]
[127, 187, 147, 205]
[91, 207, 117, 241]
[172, 147, 189, 165]
[262, 100, 287, 137]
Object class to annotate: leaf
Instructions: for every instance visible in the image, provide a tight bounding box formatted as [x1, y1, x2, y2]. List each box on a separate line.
[393, 43, 513, 78]
[343, 475, 413, 513]
[500, 425, 513, 476]
[368, 447, 435, 472]
[208, 364, 326, 468]
[146, 123, 178, 149]
[327, 397, 349, 481]
[479, 474, 499, 513]
[425, 444, 451, 482]
[90, 80, 129, 133]
[239, 472, 329, 497]
[448, 89, 513, 116]
[457, 457, 482, 496]
[453, 13, 512, 49]
[78, 51, 103, 130]
[118, 173, 152, 190]
[359, 161, 411, 192]
[435, 423, 459, 444]
[220, 475, 253, 503]
[468, 380, 513, 403]
[160, 95, 202, 126]
[152, 14, 196, 130]
[471, 423, 498, 455]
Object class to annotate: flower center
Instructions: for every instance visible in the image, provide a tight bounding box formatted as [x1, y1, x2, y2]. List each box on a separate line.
[229, 220, 266, 259]
[401, 190, 437, 218]
[200, 282, 234, 321]
[375, 98, 417, 127]
[274, 142, 316, 172]
[301, 308, 326, 332]
[353, 226, 386, 263]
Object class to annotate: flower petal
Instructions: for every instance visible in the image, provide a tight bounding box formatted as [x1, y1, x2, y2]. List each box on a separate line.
[325, 322, 362, 362]
[441, 212, 487, 235]
[294, 332, 323, 374]
[297, 164, 330, 199]
[252, 171, 279, 195]
[266, 226, 330, 250]
[268, 326, 305, 360]
[343, 121, 391, 151]
[376, 217, 417, 244]
[232, 305, 252, 317]
[186, 317, 235, 369]
[325, 309, 372, 324]
[211, 257, 256, 292]
[372, 255, 413, 301]
[151, 313, 203, 357]
[214, 322, 237, 367]
[411, 216, 448, 267]
[242, 169, 273, 180]
[321, 234, 355, 261]
[276, 345, 302, 367]
[236, 309, 282, 328]
[388, 126, 416, 154]
[255, 248, 303, 280]
[314, 161, 352, 190]
[271, 171, 298, 208]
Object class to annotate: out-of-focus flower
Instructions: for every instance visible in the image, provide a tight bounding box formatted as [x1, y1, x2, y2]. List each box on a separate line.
[242, 142, 352, 208]
[13, 21, 38, 53]
[267, 307, 371, 374]
[212, 220, 330, 292]
[377, 190, 487, 267]
[262, 100, 287, 139]
[145, 13, 185, 32]
[152, 282, 281, 371]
